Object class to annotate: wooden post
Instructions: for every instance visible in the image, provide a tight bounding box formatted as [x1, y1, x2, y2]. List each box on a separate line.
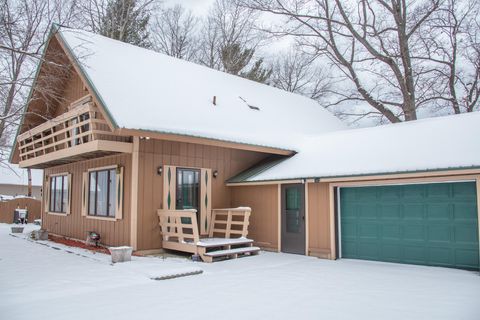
[27, 168, 32, 197]
[277, 184, 281, 253]
[329, 184, 336, 260]
[305, 182, 309, 256]
[130, 136, 140, 250]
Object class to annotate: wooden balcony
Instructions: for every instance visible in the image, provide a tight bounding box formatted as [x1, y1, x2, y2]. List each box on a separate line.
[17, 96, 132, 169]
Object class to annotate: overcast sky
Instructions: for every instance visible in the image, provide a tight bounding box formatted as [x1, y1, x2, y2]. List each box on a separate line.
[163, 0, 216, 15]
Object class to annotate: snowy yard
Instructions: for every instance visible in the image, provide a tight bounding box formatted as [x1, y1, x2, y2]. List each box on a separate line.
[1, 224, 479, 320]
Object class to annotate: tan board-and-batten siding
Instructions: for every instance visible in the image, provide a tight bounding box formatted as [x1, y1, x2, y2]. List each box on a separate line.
[307, 182, 333, 258]
[42, 154, 132, 247]
[231, 184, 279, 251]
[135, 139, 270, 251]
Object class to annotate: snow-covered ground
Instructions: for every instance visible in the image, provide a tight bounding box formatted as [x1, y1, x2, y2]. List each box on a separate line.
[1, 223, 479, 320]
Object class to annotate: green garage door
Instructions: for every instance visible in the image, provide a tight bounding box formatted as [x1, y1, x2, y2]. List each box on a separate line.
[340, 182, 479, 270]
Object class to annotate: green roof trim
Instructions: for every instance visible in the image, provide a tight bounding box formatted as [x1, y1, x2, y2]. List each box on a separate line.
[226, 155, 291, 183]
[227, 165, 480, 184]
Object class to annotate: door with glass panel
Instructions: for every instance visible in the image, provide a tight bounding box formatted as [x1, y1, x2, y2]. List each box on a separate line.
[176, 168, 200, 224]
[281, 184, 306, 254]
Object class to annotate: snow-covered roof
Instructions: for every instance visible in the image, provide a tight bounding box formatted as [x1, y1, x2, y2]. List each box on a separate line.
[237, 112, 480, 182]
[0, 165, 43, 186]
[58, 28, 345, 151]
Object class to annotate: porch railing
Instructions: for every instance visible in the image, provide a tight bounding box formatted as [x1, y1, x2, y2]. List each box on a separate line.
[17, 95, 127, 163]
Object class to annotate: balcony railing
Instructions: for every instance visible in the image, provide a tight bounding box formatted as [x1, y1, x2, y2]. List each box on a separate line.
[17, 95, 132, 168]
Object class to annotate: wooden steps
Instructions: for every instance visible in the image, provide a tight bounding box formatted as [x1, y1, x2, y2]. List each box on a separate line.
[197, 237, 253, 248]
[201, 246, 260, 263]
[158, 208, 260, 263]
[204, 246, 260, 257]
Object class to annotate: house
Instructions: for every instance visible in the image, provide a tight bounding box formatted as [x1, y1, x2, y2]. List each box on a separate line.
[10, 25, 480, 269]
[0, 165, 42, 199]
[0, 165, 42, 223]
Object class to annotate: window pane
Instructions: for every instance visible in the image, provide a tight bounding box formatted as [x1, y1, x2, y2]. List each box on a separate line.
[176, 169, 199, 210]
[54, 176, 63, 212]
[49, 178, 55, 212]
[89, 172, 97, 215]
[96, 170, 108, 216]
[286, 187, 300, 210]
[62, 176, 69, 213]
[108, 169, 116, 217]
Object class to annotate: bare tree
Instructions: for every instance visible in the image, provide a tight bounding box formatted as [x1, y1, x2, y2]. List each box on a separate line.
[0, 0, 79, 166]
[239, 0, 478, 123]
[417, 0, 480, 114]
[151, 4, 199, 60]
[196, 0, 272, 82]
[271, 48, 331, 100]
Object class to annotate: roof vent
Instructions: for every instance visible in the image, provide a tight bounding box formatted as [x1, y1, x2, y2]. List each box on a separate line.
[213, 96, 217, 106]
[239, 96, 260, 111]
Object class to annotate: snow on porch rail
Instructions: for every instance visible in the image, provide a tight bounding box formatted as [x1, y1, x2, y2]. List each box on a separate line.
[157, 207, 252, 255]
[17, 96, 121, 162]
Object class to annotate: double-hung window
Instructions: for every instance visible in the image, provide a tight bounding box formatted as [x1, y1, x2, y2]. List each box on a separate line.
[49, 174, 69, 213]
[88, 168, 116, 217]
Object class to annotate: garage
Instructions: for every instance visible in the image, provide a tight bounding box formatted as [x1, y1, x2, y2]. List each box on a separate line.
[339, 181, 479, 270]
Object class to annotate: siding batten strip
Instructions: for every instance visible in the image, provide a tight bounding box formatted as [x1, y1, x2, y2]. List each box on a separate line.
[329, 184, 336, 260]
[305, 182, 309, 256]
[130, 136, 140, 250]
[277, 184, 281, 253]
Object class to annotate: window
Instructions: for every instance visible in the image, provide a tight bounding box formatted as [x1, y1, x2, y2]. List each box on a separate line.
[176, 168, 200, 211]
[88, 168, 116, 217]
[49, 174, 69, 213]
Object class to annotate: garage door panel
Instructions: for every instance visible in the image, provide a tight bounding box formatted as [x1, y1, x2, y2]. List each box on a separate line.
[454, 225, 478, 243]
[381, 224, 401, 240]
[454, 203, 477, 220]
[353, 187, 377, 200]
[403, 185, 426, 199]
[403, 204, 425, 220]
[403, 245, 427, 264]
[453, 183, 477, 199]
[341, 222, 356, 239]
[378, 204, 401, 219]
[426, 204, 451, 220]
[455, 249, 479, 268]
[404, 225, 425, 241]
[378, 186, 402, 200]
[340, 182, 479, 270]
[427, 225, 452, 242]
[341, 241, 357, 257]
[357, 204, 377, 218]
[357, 242, 379, 259]
[427, 184, 451, 198]
[358, 223, 378, 239]
[428, 247, 454, 265]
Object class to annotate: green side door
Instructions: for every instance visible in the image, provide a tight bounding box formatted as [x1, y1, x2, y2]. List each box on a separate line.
[340, 182, 479, 270]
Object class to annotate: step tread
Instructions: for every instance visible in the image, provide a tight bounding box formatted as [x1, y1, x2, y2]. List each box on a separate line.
[204, 246, 261, 257]
[197, 237, 253, 248]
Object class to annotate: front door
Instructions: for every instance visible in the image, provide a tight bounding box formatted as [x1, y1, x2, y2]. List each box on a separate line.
[281, 184, 306, 254]
[176, 168, 200, 225]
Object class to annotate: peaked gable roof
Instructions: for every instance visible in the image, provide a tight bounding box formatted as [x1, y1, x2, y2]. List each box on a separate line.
[56, 27, 345, 151]
[231, 111, 480, 182]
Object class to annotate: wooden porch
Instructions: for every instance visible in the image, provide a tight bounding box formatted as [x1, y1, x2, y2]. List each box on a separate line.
[157, 207, 260, 263]
[16, 95, 132, 169]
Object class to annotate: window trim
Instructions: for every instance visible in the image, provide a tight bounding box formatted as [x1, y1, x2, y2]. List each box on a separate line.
[84, 165, 123, 221]
[46, 172, 70, 215]
[87, 167, 116, 218]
